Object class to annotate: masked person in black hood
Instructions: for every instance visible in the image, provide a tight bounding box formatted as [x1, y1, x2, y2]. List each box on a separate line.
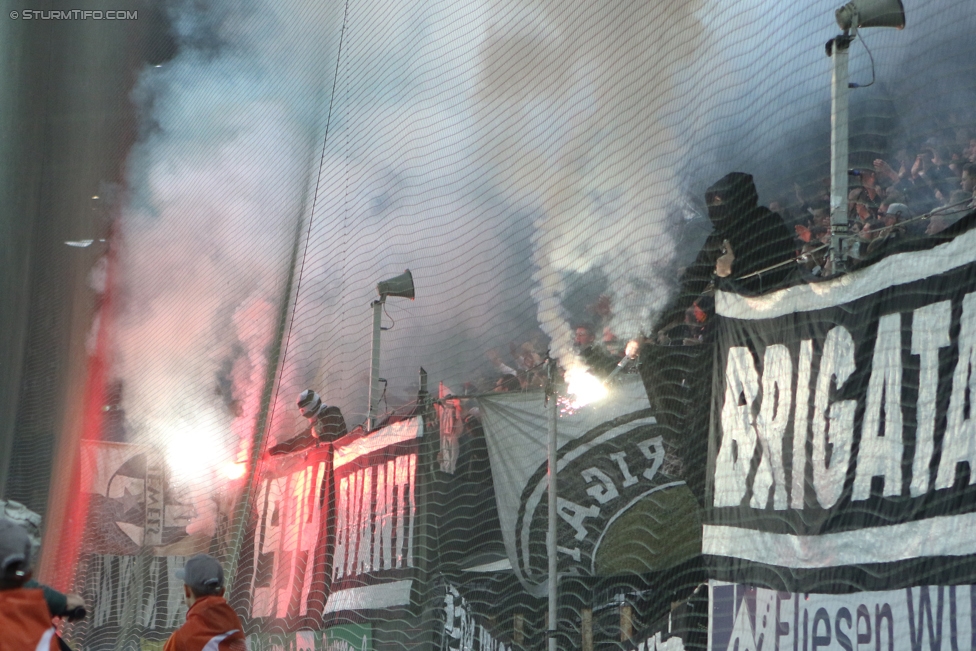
[699, 172, 795, 290]
[656, 172, 795, 337]
[639, 174, 794, 506]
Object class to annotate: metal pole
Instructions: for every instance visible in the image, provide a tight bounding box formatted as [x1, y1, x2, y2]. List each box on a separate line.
[547, 360, 559, 651]
[367, 297, 385, 430]
[828, 32, 853, 274]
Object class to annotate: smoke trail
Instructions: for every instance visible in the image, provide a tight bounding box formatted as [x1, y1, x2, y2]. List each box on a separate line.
[116, 0, 343, 506]
[261, 0, 544, 432]
[470, 0, 702, 373]
[278, 0, 711, 402]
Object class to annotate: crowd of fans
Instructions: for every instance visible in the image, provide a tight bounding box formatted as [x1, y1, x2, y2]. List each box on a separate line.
[463, 300, 641, 401]
[784, 139, 976, 277]
[452, 125, 976, 401]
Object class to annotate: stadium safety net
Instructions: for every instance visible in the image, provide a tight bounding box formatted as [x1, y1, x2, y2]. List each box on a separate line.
[5, 0, 976, 650]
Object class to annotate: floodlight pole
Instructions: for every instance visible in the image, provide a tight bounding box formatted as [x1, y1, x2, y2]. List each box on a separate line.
[367, 297, 385, 430]
[546, 358, 559, 651]
[828, 29, 855, 274]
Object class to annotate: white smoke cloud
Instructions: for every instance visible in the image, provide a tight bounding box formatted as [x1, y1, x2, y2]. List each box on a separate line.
[116, 0, 344, 491]
[116, 0, 975, 468]
[471, 0, 709, 368]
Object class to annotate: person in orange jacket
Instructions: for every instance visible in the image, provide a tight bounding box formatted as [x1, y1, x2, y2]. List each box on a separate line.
[0, 518, 58, 651]
[164, 554, 246, 651]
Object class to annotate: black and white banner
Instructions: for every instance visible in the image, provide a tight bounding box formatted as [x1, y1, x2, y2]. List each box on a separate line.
[80, 441, 200, 556]
[244, 443, 331, 626]
[232, 416, 424, 628]
[82, 554, 187, 644]
[480, 376, 700, 595]
[707, 229, 976, 591]
[327, 416, 422, 613]
[441, 583, 512, 651]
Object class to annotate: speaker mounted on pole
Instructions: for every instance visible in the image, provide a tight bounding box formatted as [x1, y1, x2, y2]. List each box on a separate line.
[376, 269, 415, 300]
[835, 0, 905, 31]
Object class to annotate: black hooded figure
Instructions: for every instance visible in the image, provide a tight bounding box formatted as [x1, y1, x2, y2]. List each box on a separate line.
[639, 173, 794, 506]
[656, 172, 795, 332]
[703, 172, 795, 290]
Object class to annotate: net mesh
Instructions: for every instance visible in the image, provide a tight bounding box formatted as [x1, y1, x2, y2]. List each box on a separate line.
[5, 0, 976, 650]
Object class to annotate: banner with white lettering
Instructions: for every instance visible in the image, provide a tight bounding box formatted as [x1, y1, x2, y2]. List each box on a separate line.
[706, 229, 976, 592]
[236, 442, 332, 629]
[479, 376, 701, 595]
[327, 417, 423, 613]
[79, 554, 188, 646]
[441, 583, 513, 651]
[709, 580, 976, 651]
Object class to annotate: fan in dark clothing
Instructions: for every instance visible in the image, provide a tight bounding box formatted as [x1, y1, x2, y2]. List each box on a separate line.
[655, 172, 795, 334]
[640, 173, 794, 507]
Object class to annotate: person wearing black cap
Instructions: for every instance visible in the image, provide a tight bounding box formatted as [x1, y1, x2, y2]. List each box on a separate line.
[0, 518, 58, 650]
[164, 554, 245, 651]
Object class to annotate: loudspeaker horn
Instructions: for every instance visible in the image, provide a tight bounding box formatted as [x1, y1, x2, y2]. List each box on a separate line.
[836, 0, 905, 30]
[377, 269, 415, 299]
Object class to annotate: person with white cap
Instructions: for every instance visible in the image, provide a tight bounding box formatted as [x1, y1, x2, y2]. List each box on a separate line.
[0, 518, 58, 651]
[164, 554, 245, 651]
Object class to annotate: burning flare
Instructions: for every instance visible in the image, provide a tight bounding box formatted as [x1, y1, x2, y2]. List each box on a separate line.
[220, 461, 247, 480]
[565, 366, 609, 408]
[161, 415, 235, 484]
